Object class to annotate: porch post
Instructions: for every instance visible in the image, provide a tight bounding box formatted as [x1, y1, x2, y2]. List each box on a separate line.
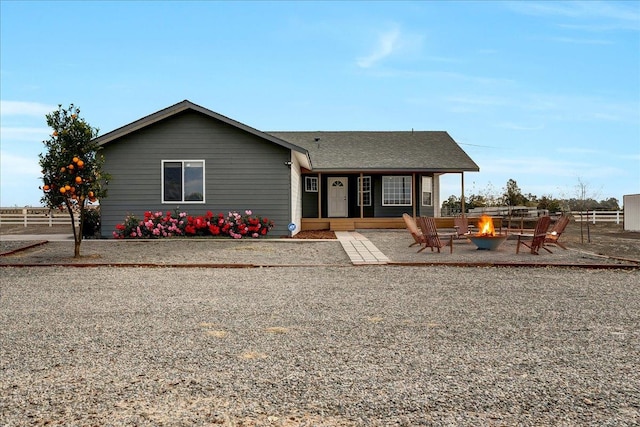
[460, 172, 466, 214]
[359, 172, 364, 219]
[317, 173, 322, 219]
[412, 173, 417, 217]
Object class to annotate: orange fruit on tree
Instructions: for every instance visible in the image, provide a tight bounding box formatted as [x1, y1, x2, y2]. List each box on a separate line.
[75, 176, 83, 184]
[68, 164, 74, 170]
[77, 160, 84, 168]
[69, 186, 76, 193]
[43, 185, 50, 191]
[53, 131, 58, 137]
[60, 187, 66, 194]
[88, 191, 94, 197]
[73, 157, 79, 163]
[60, 167, 66, 173]
[64, 185, 71, 191]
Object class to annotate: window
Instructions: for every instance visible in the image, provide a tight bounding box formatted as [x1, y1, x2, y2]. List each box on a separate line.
[162, 160, 204, 203]
[357, 176, 371, 206]
[382, 175, 412, 206]
[305, 176, 318, 192]
[422, 176, 433, 206]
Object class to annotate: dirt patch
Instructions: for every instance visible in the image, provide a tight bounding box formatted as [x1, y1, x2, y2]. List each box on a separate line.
[289, 230, 337, 239]
[546, 221, 639, 262]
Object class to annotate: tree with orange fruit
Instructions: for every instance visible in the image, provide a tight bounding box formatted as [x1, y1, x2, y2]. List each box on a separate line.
[38, 104, 109, 257]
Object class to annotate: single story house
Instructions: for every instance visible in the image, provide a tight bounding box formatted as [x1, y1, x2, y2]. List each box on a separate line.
[94, 100, 479, 237]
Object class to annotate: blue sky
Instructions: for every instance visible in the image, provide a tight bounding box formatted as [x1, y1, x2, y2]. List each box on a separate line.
[1, 1, 639, 208]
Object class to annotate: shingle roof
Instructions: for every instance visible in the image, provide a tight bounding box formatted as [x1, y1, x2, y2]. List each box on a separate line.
[268, 131, 479, 172]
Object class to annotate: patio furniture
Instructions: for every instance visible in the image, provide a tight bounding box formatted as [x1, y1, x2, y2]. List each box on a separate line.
[516, 216, 551, 255]
[545, 215, 570, 250]
[453, 215, 473, 238]
[402, 213, 424, 248]
[416, 216, 454, 253]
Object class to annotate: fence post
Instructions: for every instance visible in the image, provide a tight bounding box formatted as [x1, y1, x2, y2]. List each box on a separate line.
[616, 211, 620, 225]
[23, 208, 28, 227]
[592, 211, 596, 224]
[49, 210, 53, 227]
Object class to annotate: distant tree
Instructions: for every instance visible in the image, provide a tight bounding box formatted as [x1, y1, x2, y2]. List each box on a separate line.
[597, 197, 620, 210]
[502, 179, 527, 207]
[38, 104, 109, 257]
[441, 195, 462, 215]
[467, 193, 487, 209]
[537, 195, 563, 213]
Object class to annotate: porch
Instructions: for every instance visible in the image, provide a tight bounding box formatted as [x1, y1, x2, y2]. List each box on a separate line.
[300, 217, 503, 232]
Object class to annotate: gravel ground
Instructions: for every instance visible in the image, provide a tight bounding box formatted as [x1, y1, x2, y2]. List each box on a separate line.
[1, 266, 639, 426]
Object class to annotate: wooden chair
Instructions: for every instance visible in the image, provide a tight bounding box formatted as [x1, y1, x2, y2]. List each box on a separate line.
[516, 216, 551, 255]
[402, 213, 423, 247]
[416, 216, 454, 253]
[453, 215, 473, 238]
[544, 215, 570, 250]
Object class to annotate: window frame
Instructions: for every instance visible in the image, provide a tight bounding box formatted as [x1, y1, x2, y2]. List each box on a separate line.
[305, 176, 319, 192]
[421, 176, 433, 207]
[161, 160, 205, 204]
[357, 176, 372, 207]
[382, 175, 413, 206]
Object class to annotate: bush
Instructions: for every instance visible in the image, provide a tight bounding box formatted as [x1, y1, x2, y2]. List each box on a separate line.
[82, 207, 101, 238]
[112, 209, 274, 239]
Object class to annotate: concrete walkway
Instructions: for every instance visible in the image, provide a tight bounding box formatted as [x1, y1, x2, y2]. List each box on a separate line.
[334, 231, 390, 265]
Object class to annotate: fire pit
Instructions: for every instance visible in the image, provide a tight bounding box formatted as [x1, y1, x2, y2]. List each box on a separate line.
[469, 234, 508, 250]
[468, 215, 508, 251]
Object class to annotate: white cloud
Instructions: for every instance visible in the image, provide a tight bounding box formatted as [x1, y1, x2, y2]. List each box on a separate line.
[506, 1, 640, 32]
[0, 150, 41, 176]
[357, 28, 401, 68]
[0, 126, 50, 141]
[0, 100, 56, 117]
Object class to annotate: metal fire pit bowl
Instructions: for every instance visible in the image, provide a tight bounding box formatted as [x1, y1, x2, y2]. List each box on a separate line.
[468, 234, 508, 250]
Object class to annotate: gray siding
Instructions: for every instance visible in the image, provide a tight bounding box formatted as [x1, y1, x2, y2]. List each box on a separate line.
[100, 111, 291, 237]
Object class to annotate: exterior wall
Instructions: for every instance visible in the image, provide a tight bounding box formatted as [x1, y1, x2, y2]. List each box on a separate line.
[289, 154, 302, 236]
[301, 173, 437, 219]
[100, 110, 292, 237]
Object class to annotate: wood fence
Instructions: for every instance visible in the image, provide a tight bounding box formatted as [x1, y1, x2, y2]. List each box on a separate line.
[0, 208, 80, 227]
[571, 211, 624, 224]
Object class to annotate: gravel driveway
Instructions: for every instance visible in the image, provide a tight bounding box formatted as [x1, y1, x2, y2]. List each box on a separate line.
[1, 263, 639, 426]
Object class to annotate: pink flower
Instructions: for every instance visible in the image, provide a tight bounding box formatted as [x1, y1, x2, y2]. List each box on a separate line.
[245, 210, 252, 215]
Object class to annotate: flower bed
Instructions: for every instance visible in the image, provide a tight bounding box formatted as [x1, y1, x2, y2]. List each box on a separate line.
[113, 210, 273, 239]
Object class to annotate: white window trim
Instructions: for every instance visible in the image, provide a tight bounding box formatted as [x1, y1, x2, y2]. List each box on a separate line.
[305, 176, 318, 192]
[422, 176, 433, 207]
[382, 175, 413, 206]
[161, 160, 206, 204]
[357, 176, 372, 207]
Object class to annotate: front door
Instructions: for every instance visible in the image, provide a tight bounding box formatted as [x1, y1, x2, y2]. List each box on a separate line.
[328, 177, 348, 217]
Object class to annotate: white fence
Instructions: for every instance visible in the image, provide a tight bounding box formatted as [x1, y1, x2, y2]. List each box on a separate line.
[0, 208, 80, 227]
[571, 211, 623, 224]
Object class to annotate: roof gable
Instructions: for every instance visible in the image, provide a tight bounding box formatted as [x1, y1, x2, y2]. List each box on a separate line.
[268, 131, 479, 172]
[92, 100, 310, 159]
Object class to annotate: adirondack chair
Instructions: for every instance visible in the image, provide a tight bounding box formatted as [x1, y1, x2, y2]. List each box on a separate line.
[453, 215, 473, 238]
[516, 216, 551, 255]
[544, 215, 570, 250]
[402, 213, 424, 247]
[416, 216, 454, 253]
